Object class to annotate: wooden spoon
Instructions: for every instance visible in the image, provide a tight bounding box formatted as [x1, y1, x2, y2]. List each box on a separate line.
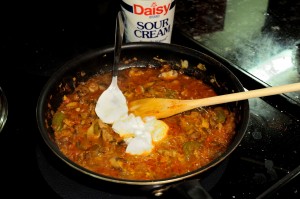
[129, 82, 300, 119]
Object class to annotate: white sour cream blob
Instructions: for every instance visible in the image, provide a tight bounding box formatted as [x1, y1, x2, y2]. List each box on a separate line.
[95, 83, 168, 155]
[112, 114, 157, 155]
[125, 130, 153, 155]
[95, 81, 128, 124]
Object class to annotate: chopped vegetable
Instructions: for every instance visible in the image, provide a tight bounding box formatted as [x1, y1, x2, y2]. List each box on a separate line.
[183, 141, 203, 161]
[214, 107, 226, 123]
[52, 111, 65, 131]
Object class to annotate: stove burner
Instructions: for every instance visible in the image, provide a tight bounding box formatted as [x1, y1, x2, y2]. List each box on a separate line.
[36, 142, 229, 199]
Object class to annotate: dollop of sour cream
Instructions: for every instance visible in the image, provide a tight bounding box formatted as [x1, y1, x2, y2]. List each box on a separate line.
[95, 94, 168, 155]
[113, 114, 168, 155]
[95, 83, 128, 124]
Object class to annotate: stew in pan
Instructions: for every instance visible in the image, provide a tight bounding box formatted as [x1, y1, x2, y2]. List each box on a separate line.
[51, 62, 236, 180]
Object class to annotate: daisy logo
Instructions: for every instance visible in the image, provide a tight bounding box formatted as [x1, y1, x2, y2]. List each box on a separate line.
[133, 2, 171, 16]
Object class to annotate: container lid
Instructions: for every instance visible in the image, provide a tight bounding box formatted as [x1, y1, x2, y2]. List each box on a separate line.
[0, 86, 8, 133]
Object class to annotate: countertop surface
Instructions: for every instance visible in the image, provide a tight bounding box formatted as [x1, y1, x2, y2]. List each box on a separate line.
[1, 1, 300, 198]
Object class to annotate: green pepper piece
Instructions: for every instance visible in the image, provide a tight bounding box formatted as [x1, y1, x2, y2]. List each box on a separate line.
[214, 107, 226, 123]
[183, 141, 202, 161]
[52, 111, 65, 131]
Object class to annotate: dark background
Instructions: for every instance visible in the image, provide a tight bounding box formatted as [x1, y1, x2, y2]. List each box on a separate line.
[1, 1, 120, 197]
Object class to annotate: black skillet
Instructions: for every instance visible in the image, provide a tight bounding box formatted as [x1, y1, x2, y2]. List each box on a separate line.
[36, 42, 250, 198]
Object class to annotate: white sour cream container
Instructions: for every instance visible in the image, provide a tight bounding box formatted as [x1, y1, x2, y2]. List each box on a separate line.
[121, 0, 176, 43]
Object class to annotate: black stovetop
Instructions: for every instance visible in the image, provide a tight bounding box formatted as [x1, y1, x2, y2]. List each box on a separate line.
[1, 1, 299, 198]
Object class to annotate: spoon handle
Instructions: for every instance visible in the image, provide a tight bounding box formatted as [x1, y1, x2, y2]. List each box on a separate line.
[112, 11, 125, 77]
[186, 82, 300, 108]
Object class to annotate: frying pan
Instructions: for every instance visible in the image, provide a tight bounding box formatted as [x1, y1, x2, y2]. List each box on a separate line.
[36, 42, 250, 198]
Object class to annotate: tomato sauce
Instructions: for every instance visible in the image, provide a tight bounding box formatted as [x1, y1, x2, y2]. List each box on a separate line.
[52, 64, 236, 180]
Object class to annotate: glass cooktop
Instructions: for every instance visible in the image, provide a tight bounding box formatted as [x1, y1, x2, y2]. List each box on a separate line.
[174, 0, 300, 110]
